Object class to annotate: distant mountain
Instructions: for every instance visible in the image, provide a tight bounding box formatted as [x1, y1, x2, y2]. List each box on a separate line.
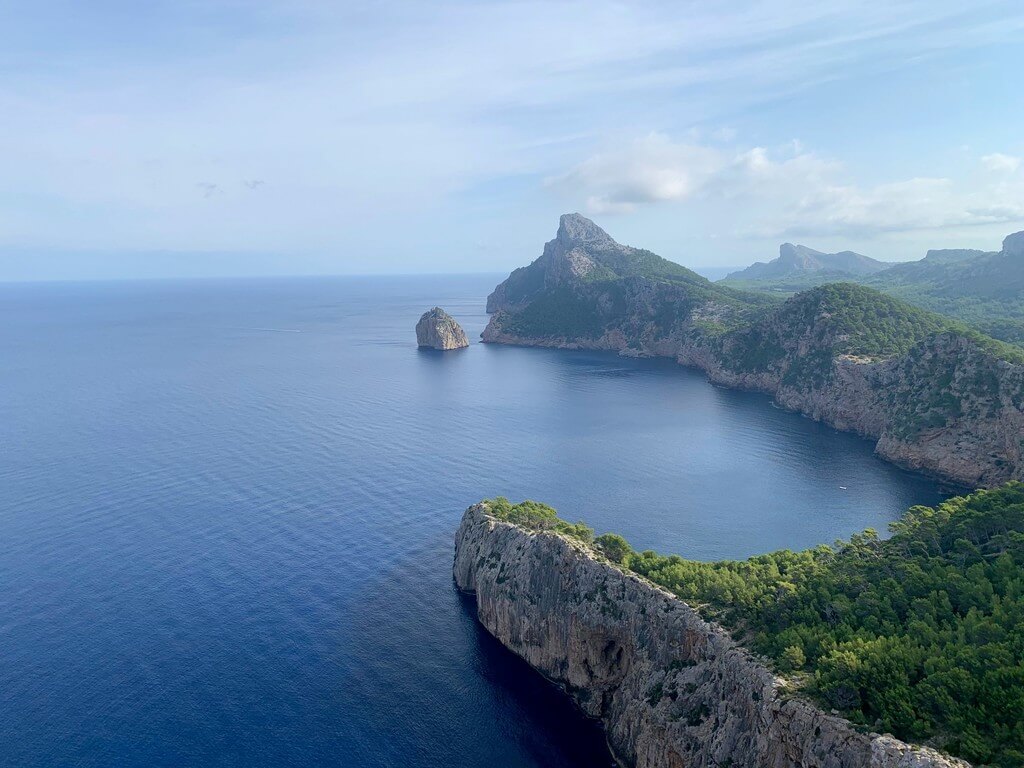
[724, 243, 890, 282]
[485, 213, 714, 314]
[719, 231, 1024, 346]
[867, 232, 1022, 299]
[918, 248, 997, 266]
[859, 230, 1024, 344]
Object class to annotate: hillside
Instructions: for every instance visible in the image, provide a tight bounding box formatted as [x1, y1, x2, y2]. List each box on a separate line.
[862, 231, 1024, 344]
[484, 213, 776, 349]
[721, 231, 1024, 346]
[465, 486, 1024, 766]
[483, 216, 1024, 486]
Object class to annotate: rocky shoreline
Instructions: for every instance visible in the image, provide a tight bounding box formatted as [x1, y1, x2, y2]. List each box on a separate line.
[481, 326, 1022, 489]
[454, 503, 969, 768]
[480, 214, 1024, 489]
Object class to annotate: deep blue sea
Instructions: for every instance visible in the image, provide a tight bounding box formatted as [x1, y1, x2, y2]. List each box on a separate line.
[0, 275, 950, 767]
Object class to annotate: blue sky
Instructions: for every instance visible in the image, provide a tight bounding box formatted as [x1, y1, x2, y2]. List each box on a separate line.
[1, 0, 1023, 280]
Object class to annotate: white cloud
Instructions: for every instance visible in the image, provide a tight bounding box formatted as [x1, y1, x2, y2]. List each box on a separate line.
[553, 136, 1024, 238]
[547, 134, 724, 213]
[777, 177, 1024, 237]
[981, 153, 1022, 173]
[2, 0, 1024, 269]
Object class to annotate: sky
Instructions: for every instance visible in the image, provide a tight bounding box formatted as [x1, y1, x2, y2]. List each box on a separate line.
[1, 0, 1023, 280]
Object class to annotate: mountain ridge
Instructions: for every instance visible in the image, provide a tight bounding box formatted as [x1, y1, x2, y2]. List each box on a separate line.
[721, 229, 1024, 345]
[724, 243, 890, 282]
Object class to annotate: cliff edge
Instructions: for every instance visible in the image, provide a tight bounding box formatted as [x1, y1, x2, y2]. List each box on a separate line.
[454, 503, 968, 768]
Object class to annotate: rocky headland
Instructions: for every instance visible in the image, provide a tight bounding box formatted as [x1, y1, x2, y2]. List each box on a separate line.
[454, 503, 969, 768]
[482, 215, 1024, 487]
[416, 307, 469, 350]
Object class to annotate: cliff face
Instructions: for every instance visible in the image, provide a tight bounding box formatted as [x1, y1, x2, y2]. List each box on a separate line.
[454, 505, 968, 768]
[482, 216, 1024, 487]
[677, 330, 1024, 488]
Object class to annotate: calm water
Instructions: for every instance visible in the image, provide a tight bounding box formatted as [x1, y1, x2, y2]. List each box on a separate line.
[0, 275, 950, 767]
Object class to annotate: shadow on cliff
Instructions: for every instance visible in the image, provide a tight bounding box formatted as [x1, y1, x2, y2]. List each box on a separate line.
[456, 590, 617, 767]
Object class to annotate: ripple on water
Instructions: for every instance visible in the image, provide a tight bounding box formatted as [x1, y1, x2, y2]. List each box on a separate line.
[0, 276, 948, 767]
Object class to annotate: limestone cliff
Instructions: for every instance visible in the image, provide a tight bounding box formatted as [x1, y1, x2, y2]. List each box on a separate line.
[482, 216, 1024, 487]
[416, 307, 469, 350]
[454, 504, 969, 768]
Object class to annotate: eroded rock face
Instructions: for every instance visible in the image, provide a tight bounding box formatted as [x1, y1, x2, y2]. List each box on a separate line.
[416, 307, 469, 350]
[454, 505, 970, 768]
[676, 332, 1024, 488]
[485, 213, 657, 314]
[485, 318, 1023, 487]
[1003, 231, 1024, 258]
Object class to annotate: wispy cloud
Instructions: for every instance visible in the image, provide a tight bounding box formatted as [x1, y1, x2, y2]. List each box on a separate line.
[981, 153, 1022, 173]
[1, 0, 1023, 271]
[553, 134, 1024, 238]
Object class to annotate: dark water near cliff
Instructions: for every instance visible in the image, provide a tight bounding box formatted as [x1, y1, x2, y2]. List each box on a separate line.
[0, 275, 949, 767]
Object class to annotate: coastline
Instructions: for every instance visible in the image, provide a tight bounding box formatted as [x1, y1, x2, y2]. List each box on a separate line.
[480, 329, 1019, 489]
[454, 503, 969, 768]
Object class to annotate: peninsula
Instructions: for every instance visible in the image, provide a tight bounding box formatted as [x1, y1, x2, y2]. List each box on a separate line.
[482, 214, 1024, 487]
[455, 487, 1024, 766]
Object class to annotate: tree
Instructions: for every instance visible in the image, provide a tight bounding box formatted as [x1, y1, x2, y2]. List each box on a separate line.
[595, 533, 633, 564]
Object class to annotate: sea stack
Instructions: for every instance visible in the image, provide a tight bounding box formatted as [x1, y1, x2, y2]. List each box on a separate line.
[416, 307, 469, 350]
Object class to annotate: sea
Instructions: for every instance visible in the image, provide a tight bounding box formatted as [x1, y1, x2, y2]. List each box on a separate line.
[0, 274, 950, 767]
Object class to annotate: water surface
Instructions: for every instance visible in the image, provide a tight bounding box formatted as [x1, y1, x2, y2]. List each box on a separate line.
[0, 275, 949, 767]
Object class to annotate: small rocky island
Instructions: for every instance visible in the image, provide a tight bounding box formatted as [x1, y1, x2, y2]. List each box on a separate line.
[416, 307, 469, 350]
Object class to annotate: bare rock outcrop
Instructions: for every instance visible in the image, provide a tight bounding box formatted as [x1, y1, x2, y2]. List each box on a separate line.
[416, 307, 469, 350]
[454, 504, 969, 768]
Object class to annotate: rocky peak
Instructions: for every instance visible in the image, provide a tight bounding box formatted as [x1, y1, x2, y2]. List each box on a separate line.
[778, 243, 824, 268]
[1002, 230, 1024, 257]
[556, 213, 615, 249]
[728, 243, 884, 280]
[415, 307, 469, 350]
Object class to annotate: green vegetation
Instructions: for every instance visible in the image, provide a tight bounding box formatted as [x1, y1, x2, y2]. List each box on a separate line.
[594, 533, 632, 563]
[881, 332, 1024, 439]
[485, 497, 594, 543]
[713, 284, 1024, 389]
[784, 284, 950, 358]
[485, 485, 1024, 766]
[714, 283, 953, 384]
[878, 292, 1024, 348]
[722, 245, 1024, 348]
[489, 216, 777, 342]
[721, 271, 860, 295]
[500, 286, 610, 339]
[595, 246, 711, 284]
